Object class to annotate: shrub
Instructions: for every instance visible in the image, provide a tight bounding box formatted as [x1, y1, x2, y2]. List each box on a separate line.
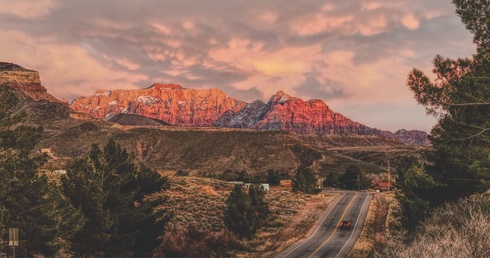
[381, 194, 490, 258]
[176, 170, 190, 176]
[157, 226, 241, 258]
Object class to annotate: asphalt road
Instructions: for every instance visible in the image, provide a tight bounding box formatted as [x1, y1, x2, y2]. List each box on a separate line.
[277, 191, 373, 258]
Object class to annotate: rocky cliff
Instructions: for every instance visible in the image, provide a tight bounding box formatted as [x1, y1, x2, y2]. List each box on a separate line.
[215, 91, 376, 134]
[394, 129, 431, 146]
[0, 62, 62, 103]
[70, 83, 247, 126]
[0, 61, 424, 145]
[377, 129, 431, 146]
[71, 85, 378, 135]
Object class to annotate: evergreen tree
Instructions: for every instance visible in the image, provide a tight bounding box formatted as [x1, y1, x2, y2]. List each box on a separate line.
[248, 185, 270, 234]
[266, 169, 281, 186]
[395, 157, 443, 231]
[340, 165, 368, 190]
[292, 167, 319, 194]
[62, 139, 169, 257]
[223, 184, 270, 239]
[223, 185, 252, 238]
[406, 0, 490, 206]
[266, 169, 289, 186]
[0, 85, 84, 256]
[323, 171, 340, 188]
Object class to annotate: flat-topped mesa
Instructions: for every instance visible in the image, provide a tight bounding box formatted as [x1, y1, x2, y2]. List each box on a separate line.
[149, 83, 183, 90]
[0, 62, 42, 85]
[270, 90, 294, 103]
[0, 62, 64, 103]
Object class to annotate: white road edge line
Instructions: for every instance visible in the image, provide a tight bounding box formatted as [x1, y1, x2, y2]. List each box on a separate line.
[281, 192, 346, 258]
[334, 193, 371, 258]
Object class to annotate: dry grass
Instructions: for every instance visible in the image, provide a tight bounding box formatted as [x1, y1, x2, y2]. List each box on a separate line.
[152, 176, 338, 257]
[349, 192, 395, 258]
[242, 190, 337, 257]
[380, 193, 490, 258]
[153, 176, 232, 232]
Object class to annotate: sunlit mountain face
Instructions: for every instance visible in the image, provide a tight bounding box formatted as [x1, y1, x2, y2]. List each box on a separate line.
[0, 1, 476, 132]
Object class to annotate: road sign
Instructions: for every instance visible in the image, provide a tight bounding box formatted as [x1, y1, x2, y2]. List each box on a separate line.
[8, 228, 19, 247]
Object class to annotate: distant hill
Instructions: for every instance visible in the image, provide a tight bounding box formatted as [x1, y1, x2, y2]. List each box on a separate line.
[106, 113, 171, 126]
[1, 61, 427, 175]
[70, 82, 430, 146]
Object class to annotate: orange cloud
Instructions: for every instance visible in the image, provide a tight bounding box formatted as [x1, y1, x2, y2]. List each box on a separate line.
[402, 14, 420, 30]
[0, 0, 55, 18]
[0, 31, 146, 99]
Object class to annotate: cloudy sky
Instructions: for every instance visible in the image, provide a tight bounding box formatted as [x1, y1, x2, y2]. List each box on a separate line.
[0, 0, 476, 131]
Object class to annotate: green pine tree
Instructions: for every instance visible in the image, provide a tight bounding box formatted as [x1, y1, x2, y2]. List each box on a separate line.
[292, 167, 319, 194]
[62, 139, 169, 257]
[340, 165, 368, 190]
[400, 0, 490, 228]
[223, 184, 270, 239]
[223, 184, 252, 238]
[0, 85, 84, 256]
[407, 1, 490, 200]
[248, 185, 270, 234]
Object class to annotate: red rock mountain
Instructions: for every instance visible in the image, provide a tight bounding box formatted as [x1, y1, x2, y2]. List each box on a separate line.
[215, 91, 376, 134]
[0, 62, 431, 147]
[377, 129, 431, 146]
[70, 83, 246, 126]
[71, 84, 375, 134]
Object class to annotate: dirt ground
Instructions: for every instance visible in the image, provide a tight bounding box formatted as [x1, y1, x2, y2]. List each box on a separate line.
[274, 191, 338, 245]
[242, 190, 339, 258]
[155, 176, 341, 258]
[348, 192, 392, 258]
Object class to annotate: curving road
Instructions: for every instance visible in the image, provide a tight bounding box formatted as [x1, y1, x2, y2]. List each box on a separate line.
[277, 191, 373, 258]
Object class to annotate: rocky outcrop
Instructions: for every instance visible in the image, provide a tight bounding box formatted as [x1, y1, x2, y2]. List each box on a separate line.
[0, 62, 41, 85]
[72, 86, 377, 135]
[215, 91, 376, 134]
[70, 83, 247, 126]
[377, 129, 431, 146]
[0, 62, 62, 103]
[394, 129, 431, 146]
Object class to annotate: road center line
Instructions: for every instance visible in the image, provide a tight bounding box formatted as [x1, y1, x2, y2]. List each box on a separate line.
[281, 192, 345, 258]
[334, 193, 370, 258]
[307, 192, 358, 258]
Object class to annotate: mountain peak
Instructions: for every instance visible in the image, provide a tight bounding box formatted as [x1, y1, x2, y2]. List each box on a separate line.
[270, 90, 293, 103]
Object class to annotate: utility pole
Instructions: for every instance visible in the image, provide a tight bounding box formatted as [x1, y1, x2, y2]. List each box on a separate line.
[387, 160, 391, 191]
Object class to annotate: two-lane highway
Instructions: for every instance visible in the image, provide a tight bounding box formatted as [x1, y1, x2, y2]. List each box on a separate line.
[277, 191, 372, 258]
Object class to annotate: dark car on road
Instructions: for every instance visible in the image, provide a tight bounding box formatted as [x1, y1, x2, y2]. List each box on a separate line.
[339, 220, 352, 230]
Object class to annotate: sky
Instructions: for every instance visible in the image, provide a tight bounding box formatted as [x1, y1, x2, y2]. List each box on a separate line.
[0, 0, 476, 132]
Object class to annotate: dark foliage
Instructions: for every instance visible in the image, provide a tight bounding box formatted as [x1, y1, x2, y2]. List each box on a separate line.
[292, 166, 321, 194]
[158, 227, 242, 258]
[323, 171, 340, 188]
[62, 139, 170, 257]
[266, 169, 290, 186]
[223, 184, 270, 239]
[0, 85, 84, 257]
[340, 165, 369, 190]
[399, 0, 490, 229]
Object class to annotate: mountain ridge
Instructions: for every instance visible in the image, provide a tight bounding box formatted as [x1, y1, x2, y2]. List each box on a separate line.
[1, 62, 430, 146]
[70, 83, 380, 135]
